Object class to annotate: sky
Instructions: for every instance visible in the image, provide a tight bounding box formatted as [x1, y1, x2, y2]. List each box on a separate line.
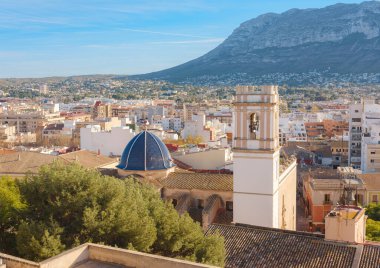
[0, 0, 364, 78]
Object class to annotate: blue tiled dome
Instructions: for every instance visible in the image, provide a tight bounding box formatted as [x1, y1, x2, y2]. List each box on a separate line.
[117, 131, 175, 171]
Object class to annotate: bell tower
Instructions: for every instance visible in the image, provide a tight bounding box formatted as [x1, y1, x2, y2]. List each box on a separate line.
[233, 85, 281, 228]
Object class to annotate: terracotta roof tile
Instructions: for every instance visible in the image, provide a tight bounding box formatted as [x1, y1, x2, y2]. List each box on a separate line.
[359, 244, 380, 268]
[0, 152, 55, 176]
[59, 150, 117, 169]
[162, 172, 232, 191]
[0, 150, 117, 176]
[207, 224, 358, 268]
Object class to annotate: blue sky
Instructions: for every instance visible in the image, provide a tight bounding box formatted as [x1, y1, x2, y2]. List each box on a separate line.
[0, 0, 363, 78]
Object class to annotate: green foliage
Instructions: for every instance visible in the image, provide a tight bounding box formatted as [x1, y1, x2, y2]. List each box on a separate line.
[0, 177, 26, 253]
[0, 163, 225, 265]
[366, 203, 380, 242]
[16, 220, 65, 261]
[366, 219, 380, 242]
[195, 231, 225, 267]
[366, 203, 380, 221]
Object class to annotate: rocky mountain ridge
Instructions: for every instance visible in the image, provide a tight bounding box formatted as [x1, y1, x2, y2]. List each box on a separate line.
[133, 1, 380, 85]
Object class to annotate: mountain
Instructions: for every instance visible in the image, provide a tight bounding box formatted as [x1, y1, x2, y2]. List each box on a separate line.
[133, 1, 380, 85]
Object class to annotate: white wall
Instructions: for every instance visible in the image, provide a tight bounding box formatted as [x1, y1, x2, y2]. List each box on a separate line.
[174, 149, 229, 170]
[80, 126, 135, 156]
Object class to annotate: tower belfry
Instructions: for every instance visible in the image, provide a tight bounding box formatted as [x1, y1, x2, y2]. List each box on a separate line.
[233, 85, 295, 229]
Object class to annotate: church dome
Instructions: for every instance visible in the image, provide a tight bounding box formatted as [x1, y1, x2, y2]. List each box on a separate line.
[117, 131, 175, 171]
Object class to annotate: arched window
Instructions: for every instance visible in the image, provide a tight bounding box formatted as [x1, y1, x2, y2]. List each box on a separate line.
[249, 113, 259, 139]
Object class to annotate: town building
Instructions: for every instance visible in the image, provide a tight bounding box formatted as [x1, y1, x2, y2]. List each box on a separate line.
[232, 85, 297, 230]
[80, 126, 136, 156]
[349, 99, 380, 171]
[182, 114, 215, 143]
[0, 111, 64, 134]
[303, 167, 365, 232]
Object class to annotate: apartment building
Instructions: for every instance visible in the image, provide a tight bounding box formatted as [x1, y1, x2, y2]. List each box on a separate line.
[0, 111, 64, 134]
[348, 100, 380, 172]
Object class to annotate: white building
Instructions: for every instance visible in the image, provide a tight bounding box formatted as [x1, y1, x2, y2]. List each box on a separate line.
[42, 101, 59, 113]
[162, 117, 182, 132]
[279, 117, 307, 145]
[80, 126, 136, 156]
[0, 124, 16, 142]
[233, 85, 297, 230]
[349, 100, 380, 172]
[181, 114, 212, 143]
[362, 117, 380, 173]
[173, 148, 232, 170]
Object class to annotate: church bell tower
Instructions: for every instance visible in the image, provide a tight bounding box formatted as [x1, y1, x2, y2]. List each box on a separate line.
[233, 85, 281, 228]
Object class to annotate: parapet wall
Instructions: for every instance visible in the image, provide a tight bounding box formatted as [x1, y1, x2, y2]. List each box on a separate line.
[0, 243, 216, 268]
[0, 253, 38, 268]
[88, 244, 214, 268]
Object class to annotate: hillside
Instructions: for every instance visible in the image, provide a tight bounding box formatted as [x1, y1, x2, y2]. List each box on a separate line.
[133, 1, 380, 85]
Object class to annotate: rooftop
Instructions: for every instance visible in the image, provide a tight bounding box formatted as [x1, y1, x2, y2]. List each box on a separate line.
[206, 223, 379, 268]
[0, 150, 118, 176]
[162, 172, 233, 191]
[117, 131, 175, 171]
[0, 243, 214, 268]
[326, 206, 362, 220]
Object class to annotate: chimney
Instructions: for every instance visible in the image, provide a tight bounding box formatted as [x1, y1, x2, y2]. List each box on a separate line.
[97, 149, 100, 157]
[325, 206, 366, 244]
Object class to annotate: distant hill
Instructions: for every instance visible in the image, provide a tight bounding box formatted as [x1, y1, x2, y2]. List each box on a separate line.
[132, 1, 380, 85]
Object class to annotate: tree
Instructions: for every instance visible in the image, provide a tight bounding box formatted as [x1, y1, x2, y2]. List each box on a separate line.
[18, 163, 157, 252]
[195, 232, 225, 267]
[366, 219, 380, 242]
[10, 163, 225, 265]
[16, 220, 65, 261]
[0, 177, 26, 253]
[366, 203, 380, 242]
[366, 203, 380, 221]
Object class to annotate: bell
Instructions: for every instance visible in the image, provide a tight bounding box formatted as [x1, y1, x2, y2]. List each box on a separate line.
[348, 191, 356, 202]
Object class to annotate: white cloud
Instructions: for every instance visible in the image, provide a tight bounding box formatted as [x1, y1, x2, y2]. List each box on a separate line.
[150, 38, 224, 44]
[121, 28, 214, 39]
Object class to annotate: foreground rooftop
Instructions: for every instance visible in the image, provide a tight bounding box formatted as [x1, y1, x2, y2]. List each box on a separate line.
[206, 223, 380, 268]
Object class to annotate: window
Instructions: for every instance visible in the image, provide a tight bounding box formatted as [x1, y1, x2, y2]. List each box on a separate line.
[355, 110, 359, 113]
[172, 199, 177, 207]
[372, 195, 378, 203]
[324, 194, 331, 204]
[249, 113, 259, 139]
[371, 159, 375, 163]
[197, 199, 204, 209]
[226, 201, 233, 211]
[352, 118, 361, 123]
[371, 152, 376, 155]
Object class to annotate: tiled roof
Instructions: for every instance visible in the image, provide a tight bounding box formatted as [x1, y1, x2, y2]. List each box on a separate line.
[0, 150, 117, 176]
[0, 151, 56, 176]
[162, 172, 232, 191]
[359, 245, 380, 268]
[59, 150, 118, 169]
[117, 131, 175, 171]
[206, 224, 358, 268]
